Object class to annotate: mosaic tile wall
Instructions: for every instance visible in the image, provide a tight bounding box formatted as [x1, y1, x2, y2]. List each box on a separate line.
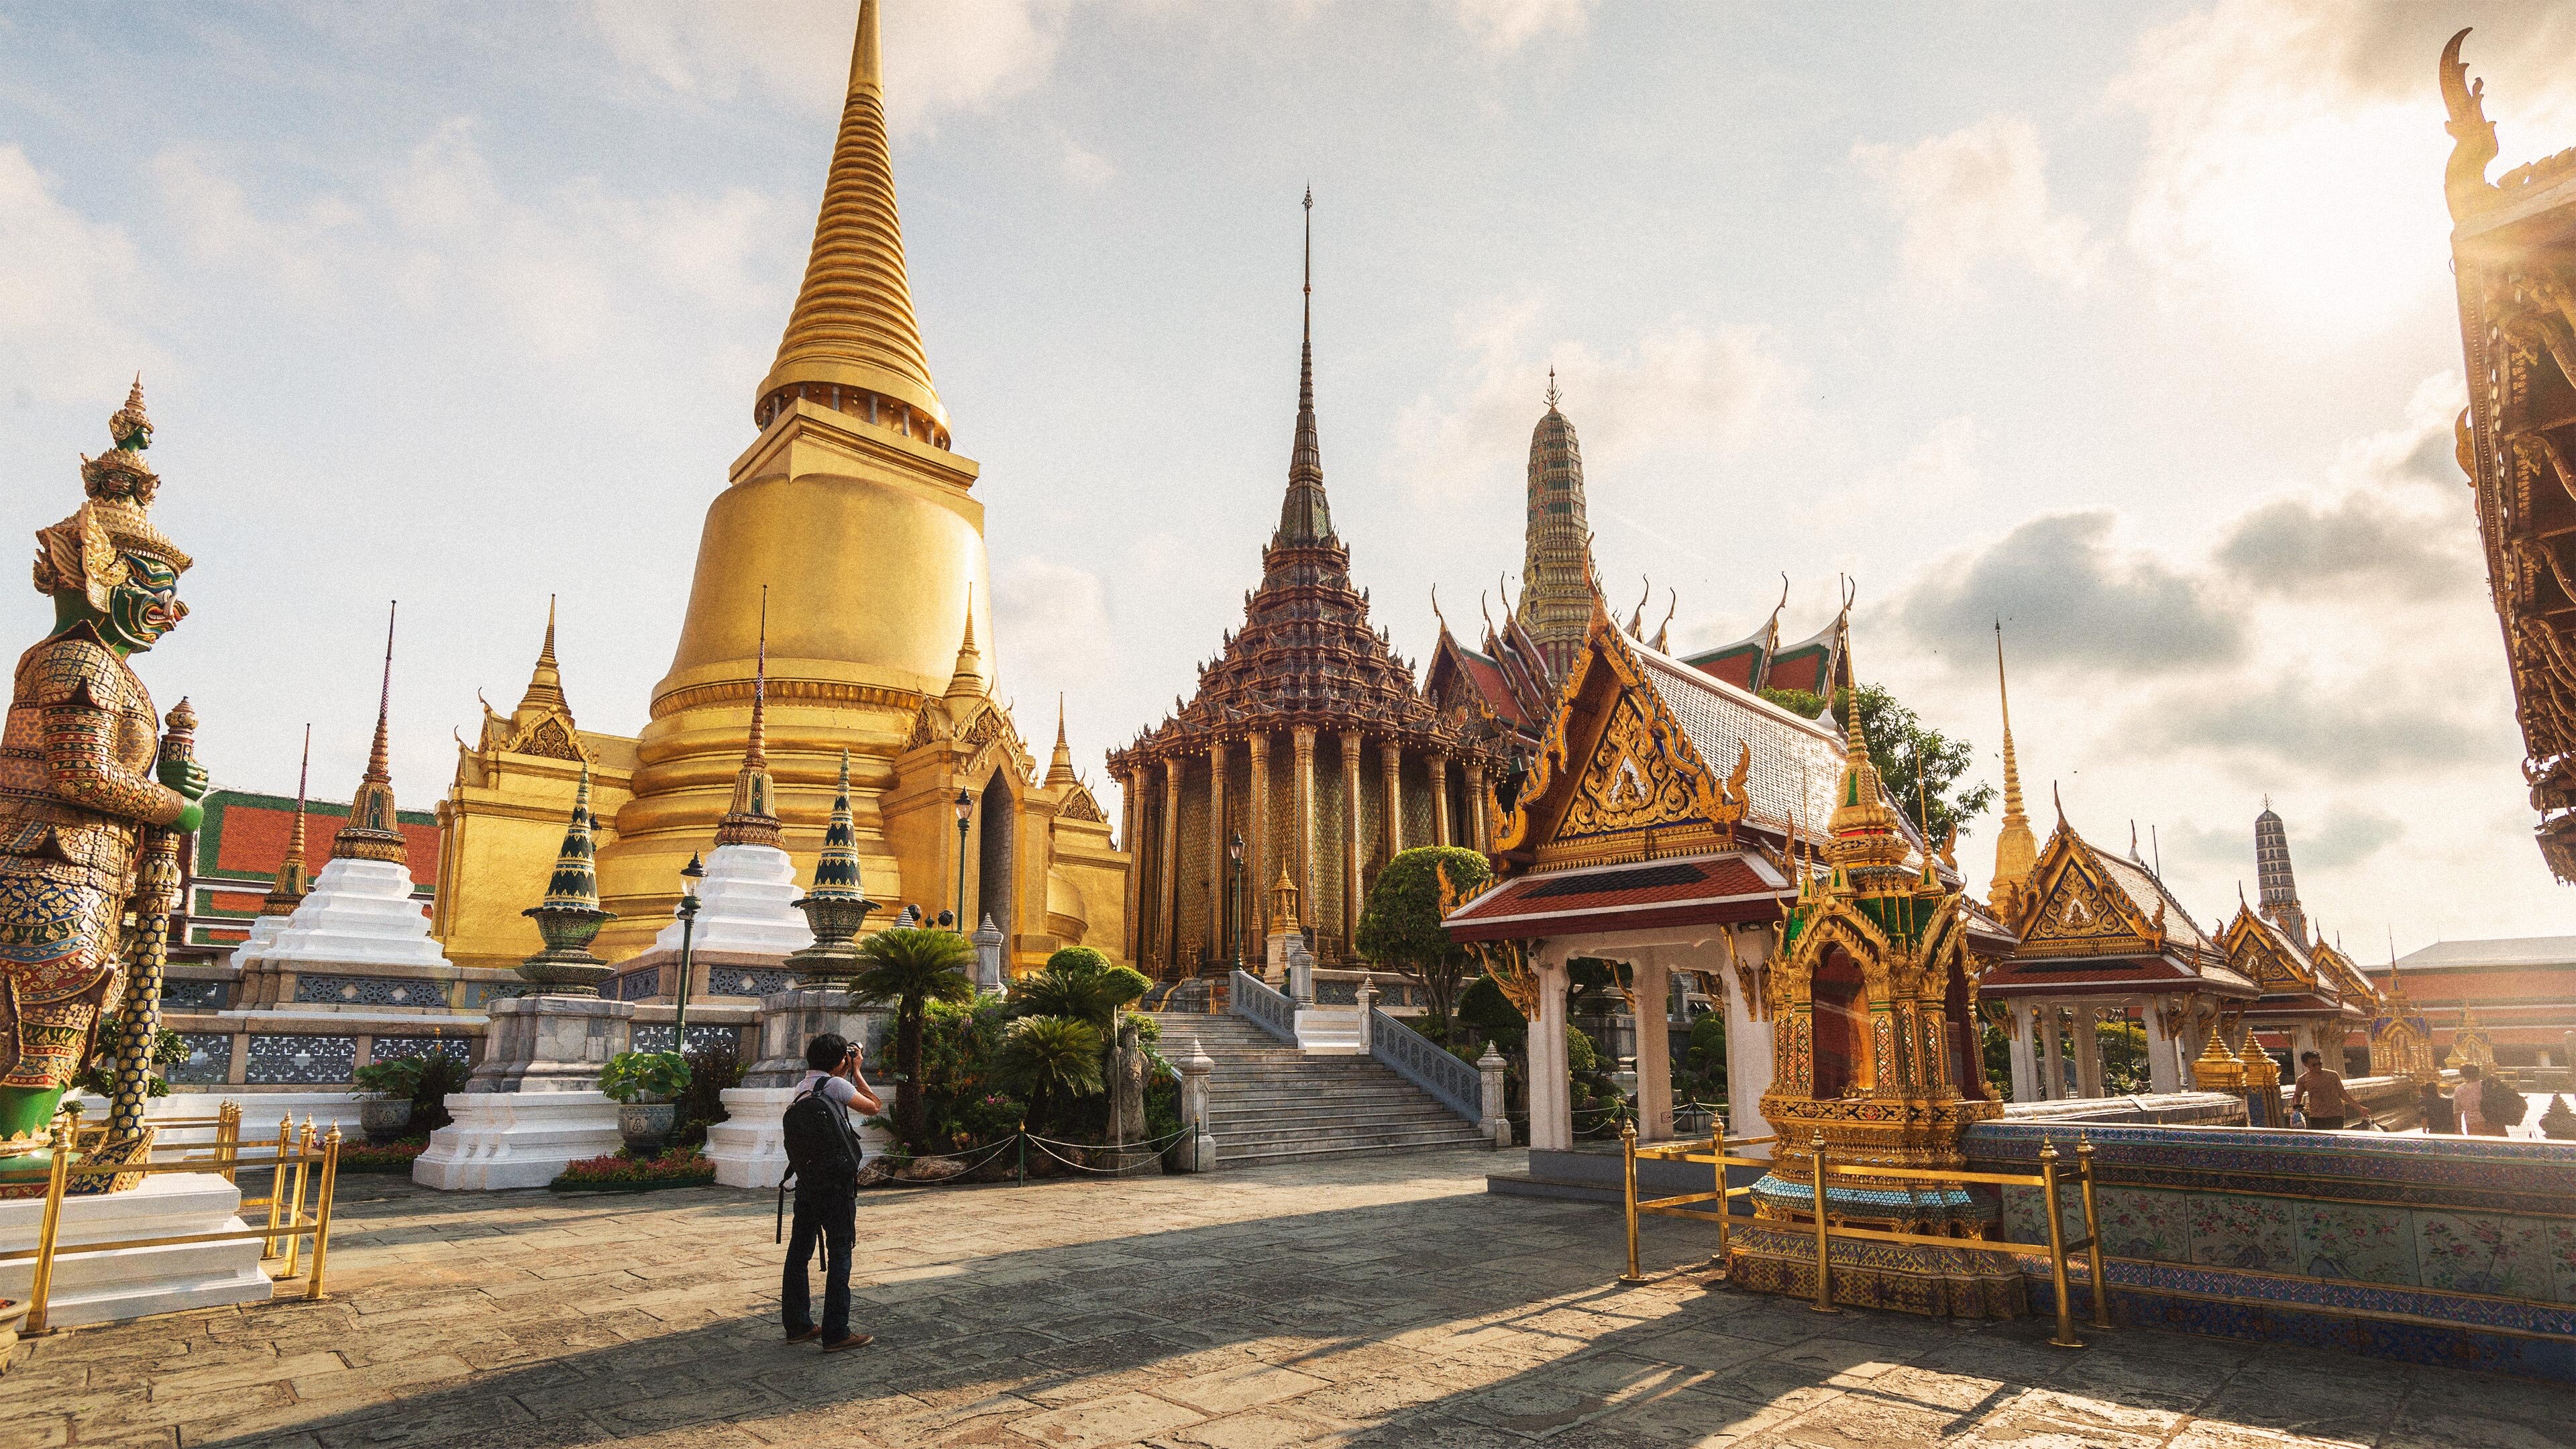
[168, 1032, 233, 1085]
[370, 1036, 472, 1065]
[706, 966, 796, 998]
[294, 974, 448, 1009]
[246, 1034, 358, 1085]
[160, 978, 227, 1010]
[629, 1024, 743, 1060]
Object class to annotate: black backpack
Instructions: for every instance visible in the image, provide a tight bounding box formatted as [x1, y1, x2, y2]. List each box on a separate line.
[776, 1087, 863, 1240]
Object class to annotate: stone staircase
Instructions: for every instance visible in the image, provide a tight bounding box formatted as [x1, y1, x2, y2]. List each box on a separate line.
[1150, 1012, 1489, 1169]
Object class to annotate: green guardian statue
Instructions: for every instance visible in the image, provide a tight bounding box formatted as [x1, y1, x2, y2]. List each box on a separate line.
[0, 381, 206, 1164]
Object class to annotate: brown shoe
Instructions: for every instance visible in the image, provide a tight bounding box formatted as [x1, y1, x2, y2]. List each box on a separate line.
[820, 1334, 872, 1352]
[784, 1326, 822, 1343]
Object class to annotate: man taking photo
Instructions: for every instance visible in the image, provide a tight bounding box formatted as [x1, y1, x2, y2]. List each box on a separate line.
[780, 1032, 881, 1350]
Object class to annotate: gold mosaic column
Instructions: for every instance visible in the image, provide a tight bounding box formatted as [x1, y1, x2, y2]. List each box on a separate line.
[1159, 760, 1181, 975]
[1293, 727, 1318, 940]
[1206, 741, 1228, 963]
[1379, 742, 1403, 863]
[1339, 728, 1363, 951]
[1248, 733, 1271, 939]
[1464, 757, 1489, 851]
[1430, 752, 1452, 846]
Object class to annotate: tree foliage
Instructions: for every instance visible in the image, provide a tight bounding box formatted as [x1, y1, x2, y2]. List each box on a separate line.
[1828, 683, 1996, 845]
[996, 1015, 1104, 1137]
[1356, 845, 1492, 1032]
[851, 926, 978, 1150]
[1010, 947, 1149, 1032]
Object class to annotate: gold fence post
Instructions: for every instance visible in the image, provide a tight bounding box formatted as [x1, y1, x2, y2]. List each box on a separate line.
[1808, 1128, 1835, 1313]
[263, 1114, 291, 1260]
[282, 1118, 315, 1279]
[217, 1100, 240, 1185]
[1711, 1134, 1731, 1273]
[1619, 1119, 1644, 1284]
[2039, 1139, 2081, 1348]
[305, 1127, 341, 1301]
[24, 1115, 75, 1336]
[2077, 1134, 2110, 1331]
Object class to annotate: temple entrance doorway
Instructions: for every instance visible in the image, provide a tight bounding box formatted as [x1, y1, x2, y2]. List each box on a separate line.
[977, 778, 1015, 944]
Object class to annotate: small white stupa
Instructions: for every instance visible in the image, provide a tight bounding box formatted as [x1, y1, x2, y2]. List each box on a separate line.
[646, 604, 812, 962]
[263, 607, 452, 972]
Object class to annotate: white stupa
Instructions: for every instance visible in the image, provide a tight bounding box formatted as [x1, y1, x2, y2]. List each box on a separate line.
[649, 615, 811, 958]
[262, 611, 451, 972]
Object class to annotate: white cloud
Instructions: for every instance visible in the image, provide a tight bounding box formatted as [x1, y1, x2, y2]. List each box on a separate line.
[1452, 0, 1599, 52]
[1061, 138, 1116, 189]
[586, 0, 1071, 137]
[0, 145, 162, 405]
[2112, 0, 2576, 329]
[1851, 116, 2099, 292]
[991, 553, 1116, 732]
[1391, 295, 1800, 508]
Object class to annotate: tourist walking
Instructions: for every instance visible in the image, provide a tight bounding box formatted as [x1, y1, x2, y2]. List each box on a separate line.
[2291, 1051, 2357, 1130]
[2455, 1063, 2521, 1138]
[780, 1032, 881, 1350]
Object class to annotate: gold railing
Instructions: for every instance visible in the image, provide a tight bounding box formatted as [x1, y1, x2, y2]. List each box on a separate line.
[1619, 1123, 2110, 1349]
[5, 1105, 343, 1334]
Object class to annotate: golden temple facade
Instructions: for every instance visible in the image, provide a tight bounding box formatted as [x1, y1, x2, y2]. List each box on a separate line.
[435, 0, 1127, 975]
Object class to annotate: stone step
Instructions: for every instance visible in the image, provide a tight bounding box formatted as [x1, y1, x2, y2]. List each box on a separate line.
[1212, 1133, 1491, 1169]
[1208, 1104, 1463, 1126]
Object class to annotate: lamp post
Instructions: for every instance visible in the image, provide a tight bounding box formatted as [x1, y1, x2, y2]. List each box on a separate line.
[1228, 830, 1244, 973]
[672, 853, 703, 1049]
[953, 787, 974, 934]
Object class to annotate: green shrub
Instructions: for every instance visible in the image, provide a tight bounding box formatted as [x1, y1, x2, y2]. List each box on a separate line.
[352, 1057, 425, 1101]
[74, 1027, 184, 1099]
[411, 1054, 470, 1134]
[551, 1146, 714, 1191]
[1456, 975, 1525, 1033]
[1566, 1026, 1601, 1075]
[673, 1051, 741, 1148]
[597, 1050, 691, 1104]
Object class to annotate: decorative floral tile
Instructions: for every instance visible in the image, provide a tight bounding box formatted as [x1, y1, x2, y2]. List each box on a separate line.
[2414, 1211, 2555, 1299]
[2187, 1193, 2293, 1272]
[1999, 1183, 2088, 1250]
[2096, 1187, 2190, 1260]
[2551, 1220, 2576, 1305]
[2296, 1201, 2416, 1286]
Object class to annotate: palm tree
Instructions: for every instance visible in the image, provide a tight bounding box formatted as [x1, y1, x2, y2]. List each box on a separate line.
[996, 1015, 1104, 1138]
[1008, 946, 1150, 1032]
[851, 926, 977, 1150]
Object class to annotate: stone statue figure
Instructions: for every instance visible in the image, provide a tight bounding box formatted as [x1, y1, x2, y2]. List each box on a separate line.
[0, 382, 205, 1167]
[1110, 1016, 1146, 1147]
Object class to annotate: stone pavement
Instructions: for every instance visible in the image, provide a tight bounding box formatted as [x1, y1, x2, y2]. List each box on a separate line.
[9, 1148, 2560, 1448]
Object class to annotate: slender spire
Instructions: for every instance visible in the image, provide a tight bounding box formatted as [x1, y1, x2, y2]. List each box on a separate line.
[333, 602, 411, 865]
[2255, 800, 2307, 946]
[1278, 188, 1333, 544]
[755, 0, 947, 443]
[946, 584, 985, 701]
[1518, 373, 1597, 681]
[261, 724, 314, 916]
[716, 588, 784, 849]
[535, 767, 604, 912]
[806, 751, 867, 900]
[1046, 692, 1077, 787]
[515, 594, 566, 718]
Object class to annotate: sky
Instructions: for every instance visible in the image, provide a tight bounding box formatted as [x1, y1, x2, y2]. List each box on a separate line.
[5, 0, 2573, 953]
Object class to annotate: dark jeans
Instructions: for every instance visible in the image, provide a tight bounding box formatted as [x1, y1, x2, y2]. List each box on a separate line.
[783, 1185, 856, 1340]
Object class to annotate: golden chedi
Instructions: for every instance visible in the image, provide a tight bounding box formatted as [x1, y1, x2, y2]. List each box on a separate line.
[437, 0, 1125, 978]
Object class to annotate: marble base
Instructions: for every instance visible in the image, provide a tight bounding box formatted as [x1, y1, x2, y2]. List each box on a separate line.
[0, 1172, 270, 1326]
[468, 994, 634, 1093]
[411, 1091, 621, 1191]
[705, 1085, 894, 1190]
[744, 988, 889, 1089]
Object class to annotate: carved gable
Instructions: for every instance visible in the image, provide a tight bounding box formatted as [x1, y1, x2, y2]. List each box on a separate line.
[512, 715, 584, 763]
[1562, 693, 1697, 839]
[2014, 841, 2150, 957]
[2222, 908, 2316, 991]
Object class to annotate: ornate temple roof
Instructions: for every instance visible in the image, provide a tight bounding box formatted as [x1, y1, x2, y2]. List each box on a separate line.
[1110, 201, 1460, 769]
[753, 0, 948, 447]
[1977, 810, 2256, 1001]
[1684, 591, 1851, 700]
[332, 604, 411, 867]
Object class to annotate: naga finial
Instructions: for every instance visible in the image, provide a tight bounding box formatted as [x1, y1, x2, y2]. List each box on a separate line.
[2440, 28, 2500, 221]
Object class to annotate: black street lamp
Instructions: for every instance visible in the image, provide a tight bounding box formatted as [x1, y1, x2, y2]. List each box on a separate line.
[953, 787, 974, 934]
[1228, 830, 1245, 972]
[672, 852, 704, 1049]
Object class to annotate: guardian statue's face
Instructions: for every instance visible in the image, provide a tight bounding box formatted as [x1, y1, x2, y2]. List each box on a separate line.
[102, 554, 185, 654]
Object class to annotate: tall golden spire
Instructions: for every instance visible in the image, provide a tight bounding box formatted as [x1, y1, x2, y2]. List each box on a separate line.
[1278, 187, 1333, 544]
[261, 724, 314, 917]
[715, 589, 783, 849]
[334, 602, 411, 865]
[1988, 621, 2037, 920]
[755, 0, 948, 445]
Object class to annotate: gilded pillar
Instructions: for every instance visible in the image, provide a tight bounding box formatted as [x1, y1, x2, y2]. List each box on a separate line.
[1247, 733, 1271, 941]
[1430, 753, 1452, 846]
[1118, 767, 1141, 962]
[1464, 757, 1489, 852]
[1379, 741, 1403, 863]
[1339, 728, 1363, 951]
[1291, 726, 1318, 943]
[1158, 759, 1181, 977]
[1207, 741, 1228, 963]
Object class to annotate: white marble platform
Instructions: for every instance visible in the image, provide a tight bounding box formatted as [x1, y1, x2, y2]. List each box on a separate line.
[411, 1091, 622, 1191]
[705, 1085, 893, 1190]
[0, 1172, 270, 1326]
[258, 857, 451, 970]
[653, 843, 812, 957]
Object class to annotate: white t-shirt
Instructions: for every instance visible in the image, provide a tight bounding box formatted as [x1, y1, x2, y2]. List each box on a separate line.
[795, 1070, 860, 1106]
